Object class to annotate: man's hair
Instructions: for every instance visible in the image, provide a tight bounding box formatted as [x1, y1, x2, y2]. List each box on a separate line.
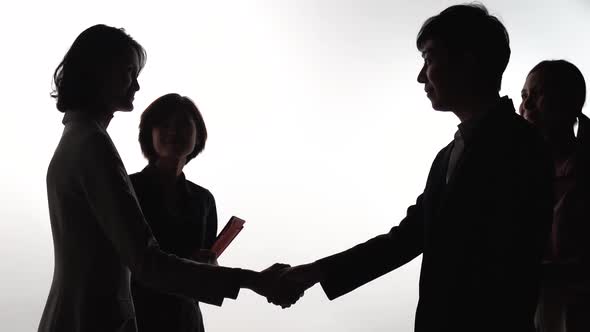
[416, 3, 510, 92]
[530, 60, 586, 117]
[51, 24, 146, 113]
[138, 93, 208, 165]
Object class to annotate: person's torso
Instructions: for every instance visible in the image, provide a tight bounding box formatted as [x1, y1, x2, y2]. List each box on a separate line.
[415, 108, 549, 332]
[42, 116, 137, 332]
[129, 169, 215, 332]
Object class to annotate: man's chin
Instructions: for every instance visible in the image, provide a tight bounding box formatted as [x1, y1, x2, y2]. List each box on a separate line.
[430, 101, 452, 112]
[430, 101, 445, 111]
[115, 102, 134, 112]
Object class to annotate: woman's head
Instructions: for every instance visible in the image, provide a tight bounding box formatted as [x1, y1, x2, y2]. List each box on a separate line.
[520, 60, 586, 134]
[52, 24, 146, 113]
[139, 93, 207, 165]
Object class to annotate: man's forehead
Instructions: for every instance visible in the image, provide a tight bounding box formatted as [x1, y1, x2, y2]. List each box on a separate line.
[419, 39, 443, 56]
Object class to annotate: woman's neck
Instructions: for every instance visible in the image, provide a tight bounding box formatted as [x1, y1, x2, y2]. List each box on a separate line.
[84, 105, 114, 129]
[96, 112, 114, 129]
[152, 158, 186, 185]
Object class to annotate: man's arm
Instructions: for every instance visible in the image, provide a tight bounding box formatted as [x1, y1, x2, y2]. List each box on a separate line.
[282, 193, 426, 300]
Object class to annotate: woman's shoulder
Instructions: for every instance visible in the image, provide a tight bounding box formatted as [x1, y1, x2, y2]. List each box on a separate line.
[183, 178, 214, 200]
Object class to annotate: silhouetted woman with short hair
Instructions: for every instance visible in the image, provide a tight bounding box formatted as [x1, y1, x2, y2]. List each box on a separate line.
[130, 93, 218, 332]
[39, 24, 297, 332]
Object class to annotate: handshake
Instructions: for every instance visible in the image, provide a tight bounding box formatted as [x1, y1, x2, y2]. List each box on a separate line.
[245, 262, 324, 308]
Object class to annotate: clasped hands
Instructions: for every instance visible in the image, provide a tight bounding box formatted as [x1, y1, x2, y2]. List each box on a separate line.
[193, 250, 321, 308]
[249, 262, 322, 309]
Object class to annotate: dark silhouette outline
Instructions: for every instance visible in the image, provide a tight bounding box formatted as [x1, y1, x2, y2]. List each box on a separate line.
[130, 93, 218, 332]
[520, 60, 590, 332]
[276, 5, 554, 332]
[39, 25, 299, 332]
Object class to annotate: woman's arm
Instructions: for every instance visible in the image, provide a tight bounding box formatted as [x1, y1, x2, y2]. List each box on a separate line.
[79, 133, 269, 304]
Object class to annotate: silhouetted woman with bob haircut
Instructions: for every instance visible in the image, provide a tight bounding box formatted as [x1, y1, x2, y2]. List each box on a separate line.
[130, 93, 219, 332]
[39, 24, 298, 332]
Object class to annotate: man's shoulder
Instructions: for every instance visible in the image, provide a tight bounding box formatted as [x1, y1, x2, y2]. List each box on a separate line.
[128, 170, 142, 181]
[482, 108, 544, 149]
[128, 172, 143, 189]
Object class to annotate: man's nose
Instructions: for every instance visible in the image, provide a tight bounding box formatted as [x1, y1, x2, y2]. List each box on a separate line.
[417, 64, 426, 84]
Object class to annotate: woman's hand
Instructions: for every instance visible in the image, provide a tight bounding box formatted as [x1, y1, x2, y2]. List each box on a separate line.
[192, 249, 218, 265]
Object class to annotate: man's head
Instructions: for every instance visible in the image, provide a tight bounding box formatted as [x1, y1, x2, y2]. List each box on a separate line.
[416, 4, 510, 111]
[520, 60, 586, 138]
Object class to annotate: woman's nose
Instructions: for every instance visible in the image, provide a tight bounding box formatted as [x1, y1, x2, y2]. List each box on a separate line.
[132, 77, 140, 92]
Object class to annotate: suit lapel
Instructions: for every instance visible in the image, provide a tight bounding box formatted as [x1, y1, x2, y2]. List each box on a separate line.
[439, 100, 515, 209]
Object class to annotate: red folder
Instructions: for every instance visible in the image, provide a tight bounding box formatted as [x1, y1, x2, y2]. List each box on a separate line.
[211, 216, 245, 258]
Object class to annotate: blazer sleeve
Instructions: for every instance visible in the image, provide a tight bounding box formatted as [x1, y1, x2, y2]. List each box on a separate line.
[317, 193, 426, 300]
[204, 191, 218, 250]
[192, 190, 225, 306]
[79, 132, 244, 306]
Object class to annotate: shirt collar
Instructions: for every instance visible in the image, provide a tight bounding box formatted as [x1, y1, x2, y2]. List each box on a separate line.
[142, 164, 190, 195]
[456, 96, 512, 145]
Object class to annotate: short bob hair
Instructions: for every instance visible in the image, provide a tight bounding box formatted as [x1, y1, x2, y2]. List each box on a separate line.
[51, 24, 146, 113]
[529, 60, 587, 118]
[139, 93, 208, 165]
[416, 3, 510, 92]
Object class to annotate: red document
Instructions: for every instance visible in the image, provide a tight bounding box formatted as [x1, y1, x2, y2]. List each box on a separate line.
[211, 216, 245, 258]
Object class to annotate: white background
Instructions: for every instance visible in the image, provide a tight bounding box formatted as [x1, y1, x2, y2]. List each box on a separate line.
[1, 0, 589, 331]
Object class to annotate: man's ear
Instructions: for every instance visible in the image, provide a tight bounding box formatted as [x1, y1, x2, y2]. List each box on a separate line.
[457, 51, 483, 86]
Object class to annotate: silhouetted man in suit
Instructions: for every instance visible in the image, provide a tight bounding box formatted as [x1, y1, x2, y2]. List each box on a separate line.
[278, 4, 554, 332]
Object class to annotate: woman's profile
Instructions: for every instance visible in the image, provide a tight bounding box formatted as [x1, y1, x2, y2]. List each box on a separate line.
[39, 24, 298, 332]
[130, 93, 219, 332]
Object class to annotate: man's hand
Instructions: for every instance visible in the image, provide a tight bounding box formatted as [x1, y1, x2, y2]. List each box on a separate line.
[261, 262, 325, 308]
[280, 262, 323, 294]
[243, 263, 304, 308]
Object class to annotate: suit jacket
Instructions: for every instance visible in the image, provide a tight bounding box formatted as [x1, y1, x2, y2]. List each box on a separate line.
[130, 166, 218, 332]
[317, 98, 554, 332]
[39, 112, 244, 332]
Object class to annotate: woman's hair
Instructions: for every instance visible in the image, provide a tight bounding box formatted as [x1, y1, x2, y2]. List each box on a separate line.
[530, 59, 586, 117]
[139, 93, 208, 165]
[51, 24, 146, 113]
